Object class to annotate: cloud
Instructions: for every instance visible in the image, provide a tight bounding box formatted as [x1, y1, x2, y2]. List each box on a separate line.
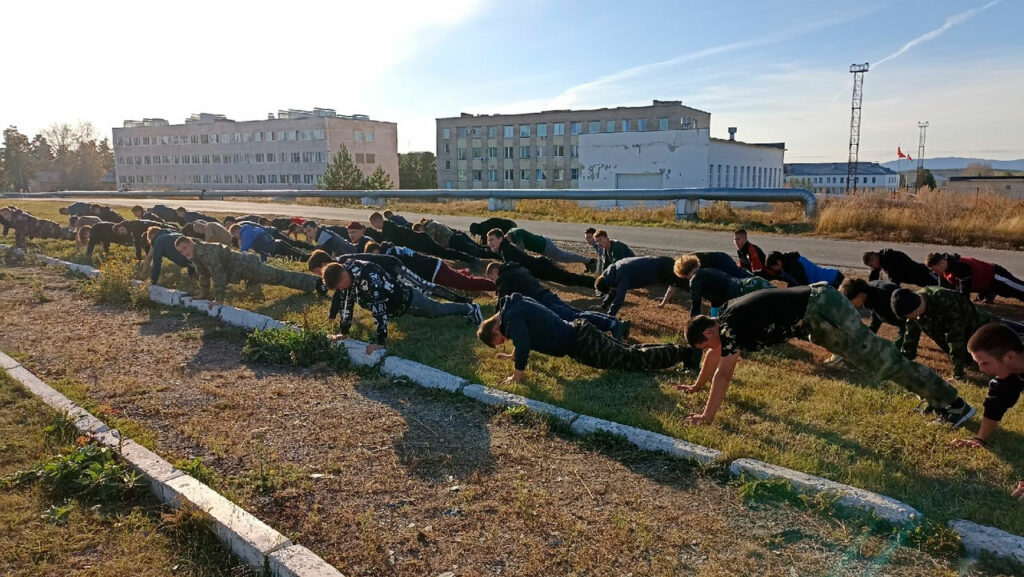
[874, 0, 1002, 67]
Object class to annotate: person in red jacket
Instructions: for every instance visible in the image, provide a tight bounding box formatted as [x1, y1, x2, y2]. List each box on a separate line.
[927, 253, 1024, 304]
[733, 229, 766, 276]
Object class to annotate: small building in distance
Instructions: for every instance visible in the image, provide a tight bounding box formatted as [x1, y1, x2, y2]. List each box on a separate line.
[946, 175, 1024, 200]
[113, 108, 398, 190]
[784, 162, 897, 195]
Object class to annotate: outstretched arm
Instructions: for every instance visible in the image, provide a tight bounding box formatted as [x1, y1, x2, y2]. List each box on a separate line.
[684, 353, 739, 425]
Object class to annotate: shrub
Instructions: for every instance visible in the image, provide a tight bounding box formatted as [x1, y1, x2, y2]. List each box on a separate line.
[85, 258, 149, 306]
[3, 443, 141, 503]
[241, 328, 351, 370]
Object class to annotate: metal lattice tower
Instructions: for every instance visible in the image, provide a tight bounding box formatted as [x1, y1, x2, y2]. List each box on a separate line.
[914, 121, 928, 189]
[846, 63, 869, 194]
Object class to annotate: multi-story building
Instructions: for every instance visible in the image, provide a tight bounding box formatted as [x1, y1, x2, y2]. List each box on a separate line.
[784, 162, 897, 195]
[113, 108, 398, 190]
[434, 100, 709, 190]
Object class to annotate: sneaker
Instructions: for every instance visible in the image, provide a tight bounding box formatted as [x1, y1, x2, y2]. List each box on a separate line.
[913, 399, 938, 415]
[466, 303, 483, 325]
[934, 398, 976, 429]
[619, 319, 631, 340]
[823, 354, 843, 366]
[585, 258, 598, 273]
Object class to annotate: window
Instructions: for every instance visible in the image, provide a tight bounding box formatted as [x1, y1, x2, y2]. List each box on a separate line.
[202, 154, 210, 164]
[638, 119, 647, 131]
[257, 175, 266, 184]
[457, 127, 468, 138]
[536, 124, 547, 138]
[442, 142, 450, 154]
[277, 131, 286, 141]
[269, 175, 278, 184]
[191, 134, 200, 143]
[552, 144, 565, 157]
[519, 124, 531, 138]
[292, 174, 301, 184]
[472, 169, 482, 181]
[606, 120, 616, 133]
[366, 153, 375, 164]
[570, 122, 582, 135]
[658, 117, 669, 131]
[520, 169, 530, 181]
[458, 170, 467, 181]
[366, 131, 374, 142]
[244, 153, 253, 164]
[570, 144, 579, 158]
[442, 128, 450, 139]
[144, 156, 151, 164]
[191, 155, 200, 164]
[473, 147, 482, 159]
[304, 174, 315, 185]
[291, 152, 301, 163]
[488, 126, 498, 139]
[536, 168, 547, 180]
[520, 146, 530, 159]
[355, 130, 364, 142]
[266, 153, 274, 162]
[255, 153, 265, 163]
[487, 146, 498, 158]
[504, 169, 514, 181]
[503, 125, 514, 138]
[503, 146, 514, 159]
[621, 119, 630, 132]
[535, 146, 544, 158]
[355, 153, 364, 163]
[553, 123, 565, 136]
[553, 168, 564, 180]
[488, 169, 498, 181]
[444, 160, 451, 169]
[253, 132, 261, 143]
[457, 147, 466, 160]
[571, 168, 579, 180]
[588, 121, 600, 134]
[280, 174, 290, 184]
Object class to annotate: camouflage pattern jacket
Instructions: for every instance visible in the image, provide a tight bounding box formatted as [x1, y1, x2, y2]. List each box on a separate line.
[902, 286, 997, 377]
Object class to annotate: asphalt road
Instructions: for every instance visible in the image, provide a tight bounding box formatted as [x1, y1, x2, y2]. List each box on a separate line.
[47, 196, 1023, 275]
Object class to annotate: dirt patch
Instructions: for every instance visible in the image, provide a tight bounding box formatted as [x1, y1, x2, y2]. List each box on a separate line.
[0, 264, 1005, 576]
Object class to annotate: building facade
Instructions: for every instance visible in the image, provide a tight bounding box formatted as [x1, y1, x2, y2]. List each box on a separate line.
[113, 109, 398, 190]
[946, 176, 1024, 200]
[784, 162, 897, 195]
[434, 100, 710, 190]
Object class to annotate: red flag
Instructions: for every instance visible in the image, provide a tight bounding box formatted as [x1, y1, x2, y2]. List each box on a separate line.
[907, 154, 913, 161]
[897, 147, 907, 159]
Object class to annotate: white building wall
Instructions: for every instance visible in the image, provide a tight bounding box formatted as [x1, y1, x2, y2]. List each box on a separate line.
[784, 171, 899, 195]
[707, 139, 785, 189]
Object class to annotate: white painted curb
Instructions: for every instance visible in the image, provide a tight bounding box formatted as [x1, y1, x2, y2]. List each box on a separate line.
[338, 339, 387, 367]
[570, 415, 722, 465]
[949, 519, 1024, 564]
[461, 384, 578, 424]
[270, 545, 346, 577]
[381, 357, 468, 392]
[728, 458, 920, 524]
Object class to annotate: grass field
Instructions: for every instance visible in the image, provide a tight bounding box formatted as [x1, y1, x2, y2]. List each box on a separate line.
[6, 199, 1024, 538]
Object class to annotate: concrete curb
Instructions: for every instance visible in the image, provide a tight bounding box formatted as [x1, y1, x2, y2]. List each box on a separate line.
[461, 384, 579, 424]
[948, 519, 1024, 564]
[381, 357, 468, 392]
[0, 351, 342, 576]
[571, 415, 722, 465]
[339, 339, 387, 368]
[728, 458, 920, 524]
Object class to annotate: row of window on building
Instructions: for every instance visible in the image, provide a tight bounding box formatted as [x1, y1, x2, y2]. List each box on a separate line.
[441, 117, 690, 142]
[116, 151, 343, 166]
[452, 167, 579, 183]
[441, 144, 580, 162]
[119, 173, 321, 185]
[808, 175, 891, 185]
[709, 165, 783, 189]
[116, 129, 332, 147]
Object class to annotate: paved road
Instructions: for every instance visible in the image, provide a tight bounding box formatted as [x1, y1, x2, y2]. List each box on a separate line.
[46, 196, 1023, 275]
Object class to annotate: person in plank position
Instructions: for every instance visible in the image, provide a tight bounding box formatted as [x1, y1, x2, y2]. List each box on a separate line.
[673, 253, 772, 318]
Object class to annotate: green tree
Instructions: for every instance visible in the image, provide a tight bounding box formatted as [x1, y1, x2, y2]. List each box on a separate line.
[915, 168, 937, 190]
[1, 126, 34, 192]
[365, 165, 394, 190]
[318, 145, 366, 190]
[398, 151, 437, 189]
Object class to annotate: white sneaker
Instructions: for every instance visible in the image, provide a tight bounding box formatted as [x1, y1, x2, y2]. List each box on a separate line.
[824, 354, 843, 366]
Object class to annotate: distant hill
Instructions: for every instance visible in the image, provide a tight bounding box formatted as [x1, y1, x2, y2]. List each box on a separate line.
[880, 157, 1024, 171]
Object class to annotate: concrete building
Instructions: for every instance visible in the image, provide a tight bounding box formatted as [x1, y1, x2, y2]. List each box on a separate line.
[785, 162, 897, 195]
[434, 100, 709, 190]
[946, 175, 1024, 200]
[113, 108, 398, 190]
[577, 128, 785, 208]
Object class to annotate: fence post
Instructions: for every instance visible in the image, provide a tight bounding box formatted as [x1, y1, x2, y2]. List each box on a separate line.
[674, 198, 699, 221]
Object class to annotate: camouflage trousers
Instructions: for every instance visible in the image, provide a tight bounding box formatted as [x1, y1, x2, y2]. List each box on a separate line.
[233, 252, 318, 292]
[570, 319, 702, 371]
[740, 276, 773, 294]
[803, 284, 958, 407]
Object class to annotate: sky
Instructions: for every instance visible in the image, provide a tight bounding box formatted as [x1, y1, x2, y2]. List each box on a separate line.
[4, 0, 1022, 163]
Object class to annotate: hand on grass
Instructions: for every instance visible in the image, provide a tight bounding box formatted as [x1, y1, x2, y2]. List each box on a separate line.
[683, 412, 712, 425]
[950, 438, 985, 449]
[327, 334, 347, 342]
[675, 383, 702, 394]
[1012, 481, 1024, 501]
[495, 352, 513, 359]
[366, 343, 383, 355]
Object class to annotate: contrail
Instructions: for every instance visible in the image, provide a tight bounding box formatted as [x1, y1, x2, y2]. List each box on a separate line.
[874, 0, 1002, 67]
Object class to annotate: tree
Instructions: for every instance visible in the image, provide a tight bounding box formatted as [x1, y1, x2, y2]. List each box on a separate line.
[398, 151, 437, 189]
[1, 126, 34, 192]
[318, 145, 366, 190]
[365, 166, 394, 190]
[915, 168, 937, 191]
[962, 162, 995, 177]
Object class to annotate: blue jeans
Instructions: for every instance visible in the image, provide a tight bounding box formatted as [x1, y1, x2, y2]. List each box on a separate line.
[537, 291, 618, 333]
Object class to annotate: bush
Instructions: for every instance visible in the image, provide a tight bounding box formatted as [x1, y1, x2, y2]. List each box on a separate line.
[85, 258, 149, 306]
[3, 443, 141, 503]
[241, 328, 351, 370]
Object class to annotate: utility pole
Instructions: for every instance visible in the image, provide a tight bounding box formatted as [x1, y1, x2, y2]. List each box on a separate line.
[914, 121, 929, 190]
[846, 63, 869, 194]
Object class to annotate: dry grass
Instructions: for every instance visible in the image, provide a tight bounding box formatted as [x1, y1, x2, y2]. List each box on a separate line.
[815, 190, 1024, 249]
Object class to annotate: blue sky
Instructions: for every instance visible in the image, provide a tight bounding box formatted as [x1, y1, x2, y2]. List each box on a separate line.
[5, 0, 1021, 162]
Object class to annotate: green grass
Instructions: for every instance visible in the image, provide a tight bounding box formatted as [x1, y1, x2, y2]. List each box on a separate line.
[9, 199, 1024, 537]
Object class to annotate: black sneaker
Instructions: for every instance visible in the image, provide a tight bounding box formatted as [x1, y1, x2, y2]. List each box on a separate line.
[585, 258, 598, 273]
[935, 398, 976, 429]
[619, 319, 631, 340]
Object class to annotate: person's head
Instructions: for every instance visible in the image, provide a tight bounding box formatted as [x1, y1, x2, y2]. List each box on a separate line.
[891, 288, 925, 320]
[90, 204, 102, 215]
[347, 221, 366, 242]
[145, 226, 164, 242]
[674, 254, 701, 280]
[594, 229, 611, 250]
[926, 253, 948, 275]
[594, 275, 610, 294]
[968, 323, 1024, 379]
[686, 315, 722, 350]
[383, 210, 394, 219]
[733, 229, 748, 250]
[412, 222, 425, 232]
[77, 225, 92, 244]
[228, 223, 242, 239]
[175, 207, 187, 216]
[59, 206, 70, 215]
[306, 249, 334, 275]
[364, 241, 381, 254]
[765, 251, 784, 271]
[477, 312, 505, 347]
[131, 205, 144, 218]
[302, 221, 320, 238]
[584, 227, 597, 243]
[862, 251, 881, 270]
[485, 261, 501, 281]
[838, 277, 871, 307]
[192, 220, 208, 234]
[369, 212, 384, 229]
[114, 223, 129, 237]
[174, 236, 195, 258]
[223, 216, 237, 227]
[288, 222, 303, 236]
[258, 217, 272, 227]
[469, 222, 483, 236]
[486, 228, 505, 252]
[321, 262, 352, 290]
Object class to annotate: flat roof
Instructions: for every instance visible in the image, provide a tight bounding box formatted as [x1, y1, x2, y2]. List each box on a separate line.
[438, 100, 711, 121]
[786, 162, 896, 176]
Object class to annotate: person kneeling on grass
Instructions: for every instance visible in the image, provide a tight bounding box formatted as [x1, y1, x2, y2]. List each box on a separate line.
[680, 284, 975, 427]
[321, 261, 483, 355]
[951, 323, 1024, 500]
[175, 237, 321, 308]
[478, 293, 701, 384]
